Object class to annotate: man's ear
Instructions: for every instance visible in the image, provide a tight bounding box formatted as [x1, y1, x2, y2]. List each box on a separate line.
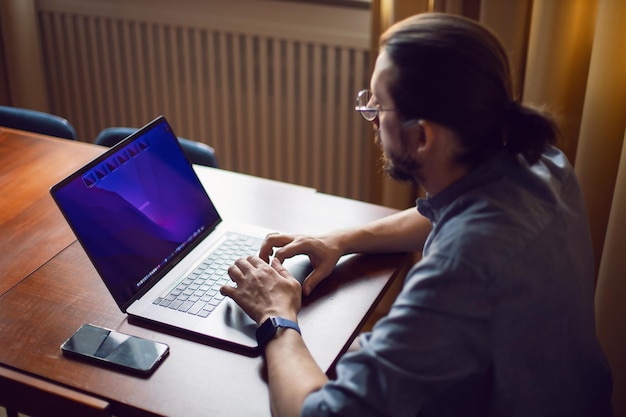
[409, 119, 435, 153]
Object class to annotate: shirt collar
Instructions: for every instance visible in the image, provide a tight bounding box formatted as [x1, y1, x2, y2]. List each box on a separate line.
[416, 150, 510, 223]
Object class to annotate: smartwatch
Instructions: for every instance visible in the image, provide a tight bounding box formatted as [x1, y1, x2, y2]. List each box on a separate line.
[256, 316, 301, 351]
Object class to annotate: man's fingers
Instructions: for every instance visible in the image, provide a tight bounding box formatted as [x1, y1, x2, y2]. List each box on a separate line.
[220, 283, 236, 298]
[302, 271, 323, 296]
[229, 256, 280, 281]
[270, 256, 294, 279]
[227, 263, 243, 283]
[231, 255, 264, 272]
[259, 233, 292, 260]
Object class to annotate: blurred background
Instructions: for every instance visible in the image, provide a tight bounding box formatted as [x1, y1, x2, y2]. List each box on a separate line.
[1, 1, 625, 414]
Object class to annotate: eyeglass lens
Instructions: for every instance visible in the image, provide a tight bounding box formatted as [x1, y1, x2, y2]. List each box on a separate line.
[355, 89, 378, 122]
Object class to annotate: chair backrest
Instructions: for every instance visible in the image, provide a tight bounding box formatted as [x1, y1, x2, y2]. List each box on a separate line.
[0, 105, 76, 140]
[95, 127, 219, 168]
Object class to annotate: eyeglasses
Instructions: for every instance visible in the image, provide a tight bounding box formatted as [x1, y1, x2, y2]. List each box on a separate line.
[354, 89, 397, 122]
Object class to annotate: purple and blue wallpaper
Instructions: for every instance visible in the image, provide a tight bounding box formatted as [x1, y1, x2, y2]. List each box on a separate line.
[52, 119, 220, 310]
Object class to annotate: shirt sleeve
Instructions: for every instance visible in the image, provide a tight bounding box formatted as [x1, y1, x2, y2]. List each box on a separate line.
[301, 253, 492, 417]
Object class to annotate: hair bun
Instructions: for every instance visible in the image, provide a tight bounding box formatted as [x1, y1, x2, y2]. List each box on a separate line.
[505, 101, 524, 123]
[504, 101, 559, 164]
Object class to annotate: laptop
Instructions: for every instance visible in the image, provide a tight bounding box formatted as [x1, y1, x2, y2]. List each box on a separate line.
[50, 115, 312, 355]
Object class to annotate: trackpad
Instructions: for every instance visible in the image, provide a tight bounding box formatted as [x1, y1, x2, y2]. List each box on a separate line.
[283, 254, 314, 284]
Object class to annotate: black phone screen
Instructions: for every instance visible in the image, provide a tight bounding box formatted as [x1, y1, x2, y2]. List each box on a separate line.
[61, 324, 169, 376]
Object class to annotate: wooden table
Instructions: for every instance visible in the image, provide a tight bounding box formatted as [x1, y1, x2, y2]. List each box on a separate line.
[0, 127, 104, 295]
[0, 129, 410, 417]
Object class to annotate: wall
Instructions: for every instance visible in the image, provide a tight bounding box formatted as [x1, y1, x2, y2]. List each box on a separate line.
[28, 0, 375, 200]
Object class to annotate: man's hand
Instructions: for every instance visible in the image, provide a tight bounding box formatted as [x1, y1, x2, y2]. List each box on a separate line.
[259, 233, 345, 296]
[222, 255, 328, 417]
[222, 256, 302, 324]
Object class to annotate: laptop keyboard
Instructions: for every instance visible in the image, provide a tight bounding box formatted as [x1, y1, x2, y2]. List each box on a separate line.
[152, 232, 263, 318]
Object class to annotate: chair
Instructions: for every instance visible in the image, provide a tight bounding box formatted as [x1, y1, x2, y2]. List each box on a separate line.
[95, 127, 219, 168]
[0, 366, 111, 417]
[0, 105, 77, 140]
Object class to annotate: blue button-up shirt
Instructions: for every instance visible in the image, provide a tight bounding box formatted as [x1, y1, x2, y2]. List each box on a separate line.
[302, 147, 613, 417]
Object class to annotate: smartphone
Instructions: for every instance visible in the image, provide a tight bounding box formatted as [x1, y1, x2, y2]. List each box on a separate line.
[61, 324, 169, 376]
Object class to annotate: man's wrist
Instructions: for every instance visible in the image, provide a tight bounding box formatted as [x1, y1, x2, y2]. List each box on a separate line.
[256, 316, 301, 351]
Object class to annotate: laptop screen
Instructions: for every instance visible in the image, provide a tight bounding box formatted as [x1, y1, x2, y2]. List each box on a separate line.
[51, 117, 221, 310]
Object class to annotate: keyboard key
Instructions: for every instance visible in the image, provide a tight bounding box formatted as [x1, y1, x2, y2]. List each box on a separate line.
[178, 300, 195, 312]
[188, 301, 207, 315]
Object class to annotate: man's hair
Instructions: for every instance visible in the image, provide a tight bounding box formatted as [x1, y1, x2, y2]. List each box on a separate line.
[380, 13, 558, 166]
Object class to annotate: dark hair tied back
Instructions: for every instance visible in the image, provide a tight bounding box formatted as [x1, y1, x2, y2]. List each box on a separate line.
[504, 101, 559, 165]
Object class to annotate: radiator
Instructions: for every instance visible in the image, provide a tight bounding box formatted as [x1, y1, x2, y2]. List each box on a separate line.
[36, 6, 374, 201]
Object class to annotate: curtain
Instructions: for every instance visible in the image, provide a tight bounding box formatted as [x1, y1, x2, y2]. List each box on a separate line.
[0, 0, 49, 110]
[371, 0, 626, 415]
[581, 2, 626, 417]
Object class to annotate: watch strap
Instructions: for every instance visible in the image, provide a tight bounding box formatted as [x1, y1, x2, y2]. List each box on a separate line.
[256, 316, 301, 351]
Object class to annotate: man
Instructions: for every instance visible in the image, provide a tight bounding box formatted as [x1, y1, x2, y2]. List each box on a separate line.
[222, 13, 613, 417]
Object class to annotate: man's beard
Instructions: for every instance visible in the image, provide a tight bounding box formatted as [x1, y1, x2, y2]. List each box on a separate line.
[376, 130, 422, 187]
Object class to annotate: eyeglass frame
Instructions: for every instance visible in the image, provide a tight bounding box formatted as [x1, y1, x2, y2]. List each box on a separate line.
[354, 89, 398, 122]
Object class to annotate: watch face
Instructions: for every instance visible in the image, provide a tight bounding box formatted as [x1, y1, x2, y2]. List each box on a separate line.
[255, 317, 301, 351]
[255, 317, 278, 350]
